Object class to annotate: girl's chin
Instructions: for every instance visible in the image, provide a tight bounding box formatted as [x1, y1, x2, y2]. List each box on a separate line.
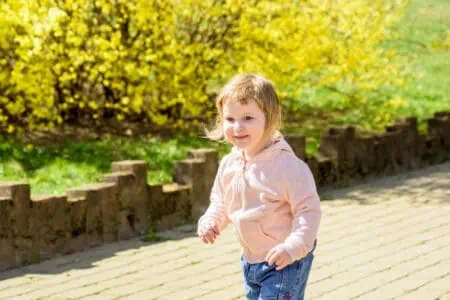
[232, 143, 250, 150]
[232, 142, 246, 148]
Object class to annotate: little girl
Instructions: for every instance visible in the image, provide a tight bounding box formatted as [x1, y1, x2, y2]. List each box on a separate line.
[197, 74, 322, 300]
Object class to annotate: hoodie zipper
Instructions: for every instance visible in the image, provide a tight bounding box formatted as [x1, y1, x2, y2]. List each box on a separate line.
[233, 158, 249, 249]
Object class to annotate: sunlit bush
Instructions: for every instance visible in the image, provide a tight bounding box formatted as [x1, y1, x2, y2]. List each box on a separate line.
[0, 0, 408, 133]
[432, 29, 450, 51]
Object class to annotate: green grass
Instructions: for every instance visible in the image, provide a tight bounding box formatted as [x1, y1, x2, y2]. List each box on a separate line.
[140, 224, 170, 243]
[388, 0, 450, 117]
[0, 134, 230, 196]
[284, 0, 450, 138]
[1, 0, 449, 196]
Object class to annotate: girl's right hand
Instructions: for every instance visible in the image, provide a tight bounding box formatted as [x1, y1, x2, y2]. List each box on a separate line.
[198, 222, 220, 244]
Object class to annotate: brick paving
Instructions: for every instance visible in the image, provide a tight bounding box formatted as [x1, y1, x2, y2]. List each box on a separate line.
[1, 162, 449, 300]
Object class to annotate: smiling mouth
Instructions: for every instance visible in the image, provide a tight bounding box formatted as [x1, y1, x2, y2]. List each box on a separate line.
[234, 135, 249, 139]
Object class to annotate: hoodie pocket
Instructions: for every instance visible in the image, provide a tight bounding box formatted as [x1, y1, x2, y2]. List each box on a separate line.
[236, 219, 278, 251]
[258, 223, 278, 243]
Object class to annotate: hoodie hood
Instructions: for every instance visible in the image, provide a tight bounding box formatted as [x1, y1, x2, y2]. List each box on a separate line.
[231, 135, 295, 162]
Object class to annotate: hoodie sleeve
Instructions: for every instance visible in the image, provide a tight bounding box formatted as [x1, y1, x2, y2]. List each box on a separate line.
[197, 155, 231, 234]
[279, 155, 322, 261]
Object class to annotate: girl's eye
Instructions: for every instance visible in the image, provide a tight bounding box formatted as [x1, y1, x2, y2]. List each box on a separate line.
[244, 116, 253, 121]
[225, 117, 234, 122]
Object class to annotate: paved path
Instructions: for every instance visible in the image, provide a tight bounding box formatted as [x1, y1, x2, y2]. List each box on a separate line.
[1, 162, 450, 300]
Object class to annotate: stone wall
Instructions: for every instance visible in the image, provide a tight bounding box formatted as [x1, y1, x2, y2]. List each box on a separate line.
[305, 112, 450, 187]
[1, 112, 449, 271]
[0, 149, 218, 272]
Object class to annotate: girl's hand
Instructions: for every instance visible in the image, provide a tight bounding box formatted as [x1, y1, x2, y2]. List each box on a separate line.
[265, 246, 292, 271]
[198, 222, 220, 244]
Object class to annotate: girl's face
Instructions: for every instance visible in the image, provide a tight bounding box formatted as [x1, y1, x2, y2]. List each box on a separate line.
[222, 100, 269, 158]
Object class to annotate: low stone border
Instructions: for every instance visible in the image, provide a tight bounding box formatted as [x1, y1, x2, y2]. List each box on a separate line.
[1, 112, 449, 271]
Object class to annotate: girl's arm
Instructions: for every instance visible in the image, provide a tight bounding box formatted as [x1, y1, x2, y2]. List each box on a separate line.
[197, 155, 231, 234]
[279, 157, 322, 262]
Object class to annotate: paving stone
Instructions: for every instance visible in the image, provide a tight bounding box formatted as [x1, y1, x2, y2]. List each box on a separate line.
[0, 162, 449, 300]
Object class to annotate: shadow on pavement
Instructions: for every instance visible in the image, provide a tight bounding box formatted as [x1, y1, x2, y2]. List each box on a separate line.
[319, 161, 450, 206]
[1, 162, 448, 283]
[0, 224, 198, 282]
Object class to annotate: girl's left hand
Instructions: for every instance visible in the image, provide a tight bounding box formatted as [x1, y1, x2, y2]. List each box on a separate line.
[265, 246, 292, 271]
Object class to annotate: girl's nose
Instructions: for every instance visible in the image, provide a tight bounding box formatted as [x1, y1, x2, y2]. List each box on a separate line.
[234, 121, 244, 131]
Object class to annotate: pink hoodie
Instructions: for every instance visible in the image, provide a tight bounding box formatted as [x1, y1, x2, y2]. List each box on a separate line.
[198, 137, 322, 263]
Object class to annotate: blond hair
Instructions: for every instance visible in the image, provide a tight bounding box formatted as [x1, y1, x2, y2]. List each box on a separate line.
[206, 74, 282, 141]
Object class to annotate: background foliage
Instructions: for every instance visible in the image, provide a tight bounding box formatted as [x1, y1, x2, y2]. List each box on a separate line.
[1, 0, 408, 134]
[1, 0, 450, 196]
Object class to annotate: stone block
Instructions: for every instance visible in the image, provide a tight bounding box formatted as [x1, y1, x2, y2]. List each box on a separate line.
[373, 132, 399, 175]
[66, 196, 88, 253]
[386, 124, 409, 171]
[431, 112, 450, 149]
[30, 195, 70, 260]
[396, 117, 422, 169]
[307, 153, 335, 187]
[423, 136, 445, 164]
[104, 172, 137, 240]
[0, 183, 32, 267]
[0, 197, 15, 271]
[285, 135, 307, 160]
[175, 158, 205, 220]
[354, 136, 375, 175]
[154, 184, 191, 231]
[111, 161, 149, 234]
[428, 117, 447, 147]
[112, 160, 148, 185]
[320, 126, 357, 179]
[68, 183, 118, 247]
[0, 183, 31, 237]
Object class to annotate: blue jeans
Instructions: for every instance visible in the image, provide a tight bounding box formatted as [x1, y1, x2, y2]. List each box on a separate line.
[240, 241, 316, 300]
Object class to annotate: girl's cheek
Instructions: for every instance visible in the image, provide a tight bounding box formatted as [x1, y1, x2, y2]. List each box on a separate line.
[223, 126, 232, 139]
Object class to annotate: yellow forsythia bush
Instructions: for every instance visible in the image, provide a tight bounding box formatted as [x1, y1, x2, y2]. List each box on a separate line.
[432, 29, 450, 51]
[0, 0, 408, 133]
